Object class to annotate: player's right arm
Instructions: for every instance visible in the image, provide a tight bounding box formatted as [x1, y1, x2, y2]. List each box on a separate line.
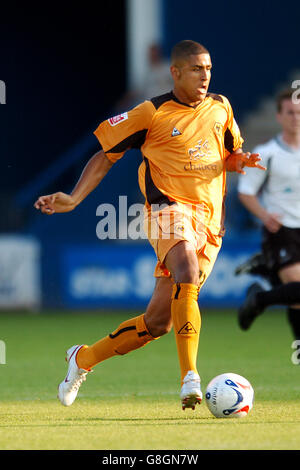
[35, 100, 154, 215]
[34, 149, 113, 215]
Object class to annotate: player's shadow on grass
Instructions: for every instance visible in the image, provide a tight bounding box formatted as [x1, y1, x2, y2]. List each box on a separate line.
[65, 417, 224, 424]
[0, 417, 287, 426]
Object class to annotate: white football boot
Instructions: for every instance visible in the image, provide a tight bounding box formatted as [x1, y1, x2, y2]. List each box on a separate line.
[58, 345, 90, 406]
[180, 370, 202, 410]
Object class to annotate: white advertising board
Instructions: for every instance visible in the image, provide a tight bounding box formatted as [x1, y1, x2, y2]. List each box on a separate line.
[0, 235, 41, 309]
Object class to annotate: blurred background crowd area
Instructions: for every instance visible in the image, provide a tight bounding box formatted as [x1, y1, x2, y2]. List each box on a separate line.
[1, 0, 299, 311]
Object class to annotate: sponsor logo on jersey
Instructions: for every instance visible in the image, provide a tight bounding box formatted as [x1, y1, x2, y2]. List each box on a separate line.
[184, 162, 217, 171]
[108, 112, 128, 126]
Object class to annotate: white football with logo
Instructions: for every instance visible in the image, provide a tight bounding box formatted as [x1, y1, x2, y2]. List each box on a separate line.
[205, 373, 254, 418]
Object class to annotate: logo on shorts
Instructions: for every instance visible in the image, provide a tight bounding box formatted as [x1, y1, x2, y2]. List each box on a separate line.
[108, 112, 128, 126]
[178, 322, 197, 335]
[279, 248, 291, 262]
[174, 224, 185, 233]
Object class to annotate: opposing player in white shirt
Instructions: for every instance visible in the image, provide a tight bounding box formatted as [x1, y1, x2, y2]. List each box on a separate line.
[237, 88, 300, 338]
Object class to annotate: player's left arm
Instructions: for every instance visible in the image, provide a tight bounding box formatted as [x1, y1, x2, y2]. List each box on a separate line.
[225, 148, 266, 175]
[222, 97, 266, 174]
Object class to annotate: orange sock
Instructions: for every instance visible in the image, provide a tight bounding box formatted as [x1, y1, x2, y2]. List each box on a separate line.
[171, 283, 201, 384]
[76, 314, 156, 370]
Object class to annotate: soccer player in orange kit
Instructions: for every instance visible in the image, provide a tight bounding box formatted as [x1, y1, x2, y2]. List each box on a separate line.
[34, 40, 264, 410]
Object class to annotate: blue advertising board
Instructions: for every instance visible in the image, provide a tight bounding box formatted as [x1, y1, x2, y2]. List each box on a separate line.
[60, 238, 263, 309]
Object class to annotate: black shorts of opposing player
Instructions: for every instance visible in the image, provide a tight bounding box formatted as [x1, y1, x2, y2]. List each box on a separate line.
[236, 226, 300, 339]
[262, 226, 300, 274]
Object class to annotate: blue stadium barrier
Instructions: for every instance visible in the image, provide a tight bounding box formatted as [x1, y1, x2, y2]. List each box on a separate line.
[15, 132, 97, 208]
[41, 236, 262, 309]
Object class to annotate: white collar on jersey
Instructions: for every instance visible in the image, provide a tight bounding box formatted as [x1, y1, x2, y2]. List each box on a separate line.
[276, 134, 300, 154]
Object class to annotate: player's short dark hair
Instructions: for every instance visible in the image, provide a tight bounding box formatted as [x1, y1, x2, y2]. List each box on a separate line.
[171, 40, 210, 65]
[276, 88, 294, 112]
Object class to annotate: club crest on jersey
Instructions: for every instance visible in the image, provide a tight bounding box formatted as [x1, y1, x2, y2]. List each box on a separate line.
[108, 112, 128, 126]
[213, 122, 223, 136]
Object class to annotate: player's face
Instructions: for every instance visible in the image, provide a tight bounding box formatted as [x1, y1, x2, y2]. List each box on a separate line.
[277, 99, 300, 135]
[171, 53, 212, 106]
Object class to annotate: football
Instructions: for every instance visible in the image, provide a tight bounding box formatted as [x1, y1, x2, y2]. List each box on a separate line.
[205, 372, 254, 418]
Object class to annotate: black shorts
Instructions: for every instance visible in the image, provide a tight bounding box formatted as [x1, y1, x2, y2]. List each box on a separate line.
[262, 226, 300, 274]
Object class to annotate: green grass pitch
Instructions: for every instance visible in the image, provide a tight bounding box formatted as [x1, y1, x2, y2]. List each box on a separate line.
[0, 307, 300, 450]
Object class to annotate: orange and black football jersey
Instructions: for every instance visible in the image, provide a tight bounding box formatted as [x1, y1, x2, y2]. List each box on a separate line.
[94, 91, 244, 237]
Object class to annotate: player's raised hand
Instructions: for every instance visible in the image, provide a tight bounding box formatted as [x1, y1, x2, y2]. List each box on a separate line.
[34, 192, 77, 215]
[242, 153, 266, 171]
[226, 152, 266, 175]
